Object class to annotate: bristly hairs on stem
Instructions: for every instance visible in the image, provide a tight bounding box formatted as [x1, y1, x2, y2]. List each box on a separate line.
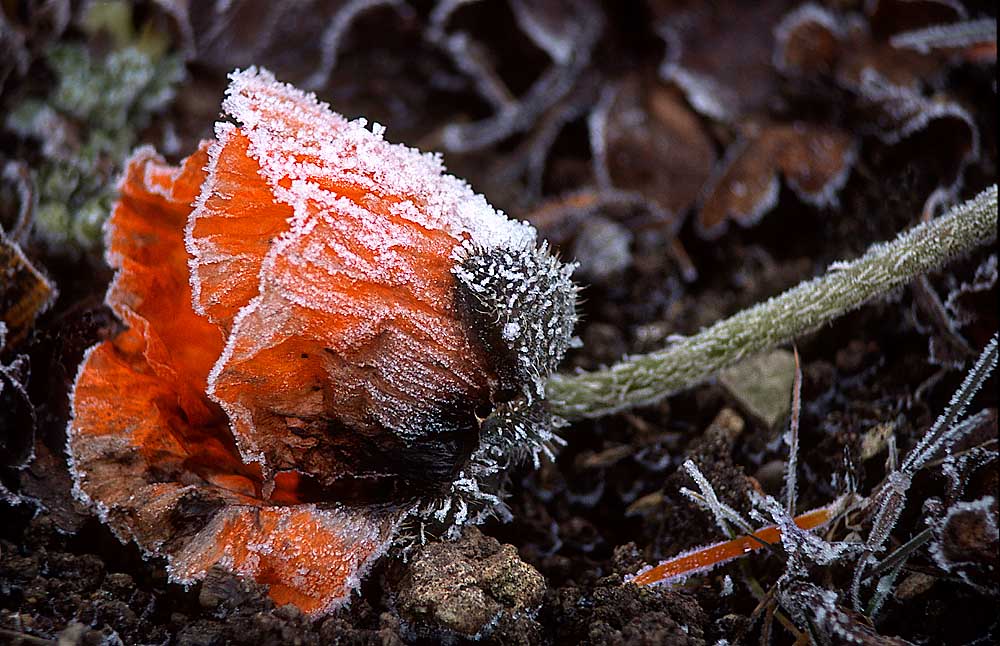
[547, 185, 997, 419]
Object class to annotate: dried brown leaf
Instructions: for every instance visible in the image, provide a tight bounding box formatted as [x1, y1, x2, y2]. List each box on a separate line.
[591, 76, 716, 220]
[182, 0, 413, 87]
[654, 0, 793, 122]
[697, 123, 855, 238]
[0, 232, 57, 349]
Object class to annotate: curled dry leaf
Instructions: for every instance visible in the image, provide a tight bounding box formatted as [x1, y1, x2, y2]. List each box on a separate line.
[775, 0, 971, 86]
[865, 0, 968, 38]
[774, 2, 980, 187]
[0, 322, 35, 497]
[68, 67, 576, 614]
[916, 253, 996, 369]
[436, 0, 603, 152]
[696, 122, 856, 238]
[945, 254, 998, 344]
[653, 0, 793, 123]
[590, 76, 716, 222]
[0, 231, 57, 349]
[929, 495, 999, 592]
[890, 18, 998, 64]
[173, 0, 413, 88]
[648, 2, 876, 238]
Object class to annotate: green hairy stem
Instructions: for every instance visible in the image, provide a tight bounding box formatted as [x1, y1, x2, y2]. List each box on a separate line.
[547, 185, 998, 419]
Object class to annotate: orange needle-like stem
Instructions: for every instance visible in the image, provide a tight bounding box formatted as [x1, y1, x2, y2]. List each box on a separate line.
[632, 504, 835, 587]
[963, 41, 997, 64]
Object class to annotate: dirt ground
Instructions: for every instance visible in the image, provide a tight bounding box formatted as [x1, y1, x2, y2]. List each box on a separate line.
[1, 1, 997, 644]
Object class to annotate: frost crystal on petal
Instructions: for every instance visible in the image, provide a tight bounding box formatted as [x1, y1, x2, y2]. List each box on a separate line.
[68, 65, 578, 614]
[182, 67, 573, 498]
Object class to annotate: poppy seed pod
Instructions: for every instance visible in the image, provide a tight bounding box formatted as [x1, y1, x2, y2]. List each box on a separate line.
[67, 67, 576, 614]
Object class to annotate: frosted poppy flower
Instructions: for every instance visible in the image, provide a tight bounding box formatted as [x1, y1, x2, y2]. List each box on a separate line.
[68, 67, 576, 615]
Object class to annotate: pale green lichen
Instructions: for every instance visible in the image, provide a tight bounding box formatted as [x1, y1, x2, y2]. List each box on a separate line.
[3, 1, 183, 251]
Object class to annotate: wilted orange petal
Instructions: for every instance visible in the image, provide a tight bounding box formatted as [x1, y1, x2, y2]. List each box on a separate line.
[696, 124, 854, 239]
[211, 190, 491, 485]
[187, 127, 295, 328]
[106, 145, 224, 422]
[170, 505, 398, 614]
[69, 336, 257, 549]
[71, 327, 397, 611]
[70, 67, 547, 615]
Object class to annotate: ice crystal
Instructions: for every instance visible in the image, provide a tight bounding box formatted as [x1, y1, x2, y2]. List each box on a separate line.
[629, 334, 997, 638]
[945, 253, 996, 328]
[784, 347, 802, 514]
[752, 492, 861, 578]
[190, 67, 549, 459]
[851, 335, 997, 611]
[192, 68, 577, 535]
[939, 421, 997, 500]
[780, 581, 905, 646]
[902, 334, 997, 474]
[680, 459, 748, 538]
[419, 237, 579, 538]
[409, 400, 567, 542]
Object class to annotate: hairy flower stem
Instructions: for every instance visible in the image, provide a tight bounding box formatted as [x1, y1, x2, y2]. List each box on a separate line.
[547, 185, 998, 419]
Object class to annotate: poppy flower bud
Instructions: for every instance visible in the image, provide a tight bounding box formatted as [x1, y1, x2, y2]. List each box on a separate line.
[67, 67, 576, 614]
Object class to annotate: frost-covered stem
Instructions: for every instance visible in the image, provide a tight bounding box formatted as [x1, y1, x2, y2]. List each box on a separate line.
[682, 459, 738, 537]
[547, 185, 998, 419]
[901, 333, 998, 473]
[869, 526, 933, 580]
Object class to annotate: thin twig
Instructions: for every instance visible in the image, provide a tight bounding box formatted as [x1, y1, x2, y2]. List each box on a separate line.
[901, 333, 998, 473]
[868, 526, 934, 580]
[785, 346, 802, 515]
[0, 627, 55, 645]
[739, 572, 806, 643]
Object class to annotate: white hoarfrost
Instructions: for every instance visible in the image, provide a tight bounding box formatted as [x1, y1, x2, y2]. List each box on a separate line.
[68, 66, 578, 613]
[186, 67, 576, 541]
[183, 66, 549, 461]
